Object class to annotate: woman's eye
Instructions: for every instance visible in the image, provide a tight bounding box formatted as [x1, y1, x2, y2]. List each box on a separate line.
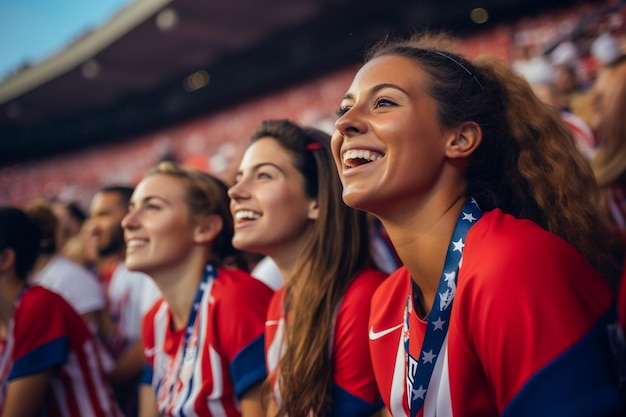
[146, 204, 161, 211]
[374, 98, 395, 108]
[336, 106, 350, 117]
[257, 172, 272, 180]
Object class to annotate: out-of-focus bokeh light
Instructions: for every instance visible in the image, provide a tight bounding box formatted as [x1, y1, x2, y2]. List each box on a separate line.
[82, 60, 101, 79]
[184, 70, 210, 92]
[470, 8, 489, 24]
[156, 8, 179, 32]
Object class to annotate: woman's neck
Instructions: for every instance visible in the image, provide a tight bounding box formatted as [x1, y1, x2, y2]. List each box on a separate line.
[381, 194, 466, 315]
[0, 277, 26, 326]
[266, 228, 313, 286]
[272, 258, 295, 287]
[152, 253, 209, 330]
[32, 252, 54, 275]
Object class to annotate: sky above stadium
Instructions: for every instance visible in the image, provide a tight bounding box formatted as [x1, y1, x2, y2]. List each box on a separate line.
[0, 0, 134, 81]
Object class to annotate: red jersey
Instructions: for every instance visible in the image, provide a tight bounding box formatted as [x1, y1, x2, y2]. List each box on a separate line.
[265, 268, 387, 416]
[0, 285, 122, 417]
[141, 267, 273, 417]
[369, 209, 625, 416]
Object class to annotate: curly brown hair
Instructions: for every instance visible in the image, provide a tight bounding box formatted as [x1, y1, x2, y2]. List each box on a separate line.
[366, 32, 621, 286]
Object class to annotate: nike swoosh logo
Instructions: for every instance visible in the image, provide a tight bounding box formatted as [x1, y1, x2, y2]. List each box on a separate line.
[265, 320, 279, 326]
[369, 324, 403, 340]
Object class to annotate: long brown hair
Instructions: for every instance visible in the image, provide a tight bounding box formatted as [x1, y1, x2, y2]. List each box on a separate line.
[249, 120, 373, 416]
[366, 33, 621, 286]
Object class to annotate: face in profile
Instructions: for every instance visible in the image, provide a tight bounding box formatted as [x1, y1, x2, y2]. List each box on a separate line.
[331, 55, 451, 217]
[591, 63, 626, 132]
[228, 137, 318, 259]
[51, 202, 82, 251]
[121, 174, 198, 276]
[88, 191, 128, 257]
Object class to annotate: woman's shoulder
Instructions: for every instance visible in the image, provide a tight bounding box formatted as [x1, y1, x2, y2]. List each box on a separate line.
[370, 267, 410, 308]
[349, 267, 388, 292]
[468, 208, 583, 261]
[214, 267, 274, 304]
[340, 268, 389, 311]
[461, 209, 610, 302]
[20, 285, 70, 311]
[217, 267, 270, 286]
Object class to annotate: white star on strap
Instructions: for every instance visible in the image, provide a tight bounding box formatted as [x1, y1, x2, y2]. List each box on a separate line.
[412, 385, 427, 400]
[422, 349, 437, 364]
[462, 211, 477, 222]
[452, 238, 464, 252]
[432, 317, 445, 331]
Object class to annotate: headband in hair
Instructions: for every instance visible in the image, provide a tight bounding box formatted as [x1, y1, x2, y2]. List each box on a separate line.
[432, 50, 484, 90]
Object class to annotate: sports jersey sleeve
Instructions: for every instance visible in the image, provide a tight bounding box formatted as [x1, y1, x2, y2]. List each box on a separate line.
[140, 300, 160, 386]
[457, 211, 623, 416]
[34, 256, 105, 315]
[62, 264, 106, 314]
[215, 270, 273, 398]
[264, 289, 285, 376]
[9, 288, 69, 380]
[331, 269, 387, 417]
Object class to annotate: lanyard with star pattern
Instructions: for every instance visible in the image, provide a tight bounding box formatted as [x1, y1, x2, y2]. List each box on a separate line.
[158, 263, 215, 413]
[404, 197, 481, 417]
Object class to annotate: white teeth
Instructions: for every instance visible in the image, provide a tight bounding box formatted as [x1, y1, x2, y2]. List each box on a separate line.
[342, 149, 383, 167]
[235, 210, 261, 221]
[127, 239, 147, 248]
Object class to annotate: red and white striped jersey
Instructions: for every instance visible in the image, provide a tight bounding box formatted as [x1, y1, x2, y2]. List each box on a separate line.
[0, 285, 123, 417]
[141, 267, 273, 417]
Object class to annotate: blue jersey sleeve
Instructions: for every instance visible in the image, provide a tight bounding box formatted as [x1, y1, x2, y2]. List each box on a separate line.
[503, 308, 626, 417]
[229, 334, 266, 397]
[9, 337, 68, 380]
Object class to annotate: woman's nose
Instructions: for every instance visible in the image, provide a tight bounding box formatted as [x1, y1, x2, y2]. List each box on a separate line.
[334, 107, 366, 136]
[227, 179, 248, 200]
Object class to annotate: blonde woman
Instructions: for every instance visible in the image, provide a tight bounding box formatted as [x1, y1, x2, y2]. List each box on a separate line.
[122, 162, 273, 417]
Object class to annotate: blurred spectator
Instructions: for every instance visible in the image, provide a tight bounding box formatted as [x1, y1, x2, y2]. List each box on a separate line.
[590, 54, 626, 247]
[0, 206, 123, 417]
[532, 81, 597, 160]
[591, 32, 622, 66]
[511, 43, 553, 83]
[550, 40, 580, 68]
[87, 185, 161, 417]
[24, 199, 107, 341]
[554, 63, 596, 127]
[50, 198, 87, 255]
[519, 54, 598, 160]
[62, 217, 101, 270]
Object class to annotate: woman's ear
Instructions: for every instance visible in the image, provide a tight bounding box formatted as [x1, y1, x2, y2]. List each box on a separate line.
[307, 199, 319, 221]
[446, 121, 482, 159]
[0, 248, 16, 275]
[194, 214, 223, 244]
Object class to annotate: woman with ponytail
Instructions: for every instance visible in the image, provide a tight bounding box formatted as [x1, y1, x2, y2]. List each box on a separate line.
[331, 32, 625, 416]
[122, 162, 272, 417]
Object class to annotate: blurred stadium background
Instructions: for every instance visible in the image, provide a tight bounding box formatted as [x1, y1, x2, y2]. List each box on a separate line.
[0, 0, 624, 208]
